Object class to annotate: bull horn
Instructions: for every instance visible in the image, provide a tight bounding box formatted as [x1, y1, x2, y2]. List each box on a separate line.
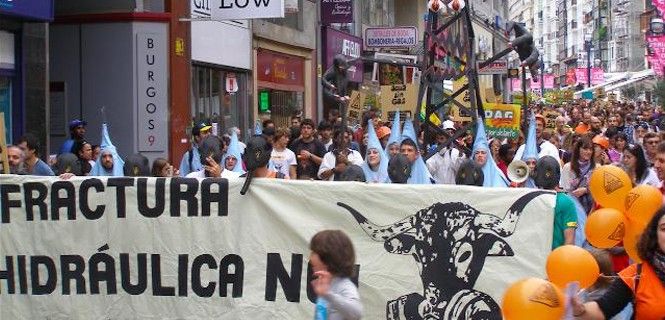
[477, 190, 552, 237]
[337, 202, 415, 242]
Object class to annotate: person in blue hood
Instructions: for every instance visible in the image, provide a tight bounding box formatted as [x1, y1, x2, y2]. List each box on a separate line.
[399, 119, 432, 184]
[471, 117, 508, 187]
[519, 112, 539, 188]
[223, 130, 245, 174]
[361, 119, 389, 183]
[90, 123, 125, 176]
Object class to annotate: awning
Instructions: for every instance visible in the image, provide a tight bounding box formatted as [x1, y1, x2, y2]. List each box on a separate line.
[574, 72, 630, 95]
[604, 69, 656, 91]
[574, 69, 656, 96]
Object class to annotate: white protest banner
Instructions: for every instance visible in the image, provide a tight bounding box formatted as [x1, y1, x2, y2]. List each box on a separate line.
[0, 176, 556, 319]
[211, 0, 284, 20]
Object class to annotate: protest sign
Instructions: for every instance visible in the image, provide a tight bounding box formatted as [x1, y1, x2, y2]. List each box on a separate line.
[346, 90, 366, 125]
[484, 103, 522, 139]
[380, 84, 418, 116]
[543, 110, 562, 132]
[0, 176, 555, 319]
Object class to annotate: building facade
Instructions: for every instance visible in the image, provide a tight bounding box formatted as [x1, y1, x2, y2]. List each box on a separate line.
[253, 0, 317, 128]
[49, 1, 170, 163]
[0, 1, 52, 153]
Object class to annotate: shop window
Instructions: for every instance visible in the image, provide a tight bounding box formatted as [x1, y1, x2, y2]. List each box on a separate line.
[191, 65, 247, 136]
[257, 89, 303, 129]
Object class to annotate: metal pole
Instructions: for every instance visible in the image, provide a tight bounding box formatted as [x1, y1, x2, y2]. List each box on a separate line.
[586, 41, 592, 88]
[316, 1, 324, 122]
[424, 11, 438, 149]
[540, 60, 544, 95]
[521, 66, 527, 114]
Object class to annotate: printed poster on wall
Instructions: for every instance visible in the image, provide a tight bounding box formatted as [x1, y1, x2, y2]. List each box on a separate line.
[0, 176, 556, 319]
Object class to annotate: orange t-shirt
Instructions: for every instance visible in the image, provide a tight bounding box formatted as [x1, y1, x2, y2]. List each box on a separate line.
[619, 263, 665, 319]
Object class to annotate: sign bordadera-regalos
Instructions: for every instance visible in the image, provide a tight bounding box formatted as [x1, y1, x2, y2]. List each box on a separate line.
[0, 176, 557, 319]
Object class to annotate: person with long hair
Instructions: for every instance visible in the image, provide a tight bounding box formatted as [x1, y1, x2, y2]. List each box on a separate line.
[571, 208, 665, 318]
[622, 144, 660, 187]
[608, 132, 628, 164]
[561, 136, 596, 213]
[151, 158, 178, 177]
[310, 230, 362, 320]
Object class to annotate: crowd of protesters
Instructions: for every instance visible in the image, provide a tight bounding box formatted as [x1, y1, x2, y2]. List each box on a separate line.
[6, 100, 665, 189]
[3, 98, 665, 319]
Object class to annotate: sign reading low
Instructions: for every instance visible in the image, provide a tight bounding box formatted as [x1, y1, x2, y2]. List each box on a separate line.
[477, 60, 508, 75]
[365, 27, 418, 48]
[211, 0, 284, 20]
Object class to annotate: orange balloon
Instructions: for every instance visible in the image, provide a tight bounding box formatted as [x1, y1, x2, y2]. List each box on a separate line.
[502, 278, 565, 320]
[623, 220, 647, 263]
[589, 165, 632, 210]
[624, 185, 663, 227]
[585, 208, 626, 248]
[546, 245, 599, 289]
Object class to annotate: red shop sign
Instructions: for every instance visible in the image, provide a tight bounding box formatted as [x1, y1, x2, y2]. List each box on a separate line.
[257, 49, 305, 87]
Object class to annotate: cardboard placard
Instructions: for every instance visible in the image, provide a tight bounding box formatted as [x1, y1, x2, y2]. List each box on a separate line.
[542, 110, 561, 132]
[347, 90, 366, 124]
[380, 84, 418, 116]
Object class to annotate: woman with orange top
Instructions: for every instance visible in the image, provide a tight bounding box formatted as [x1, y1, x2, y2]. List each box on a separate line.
[571, 208, 665, 319]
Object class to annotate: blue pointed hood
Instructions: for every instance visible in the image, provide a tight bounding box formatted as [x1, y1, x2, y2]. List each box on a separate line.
[362, 120, 389, 183]
[223, 131, 245, 173]
[401, 117, 418, 143]
[384, 110, 402, 156]
[90, 123, 125, 176]
[254, 121, 262, 136]
[522, 112, 538, 161]
[472, 118, 508, 187]
[400, 118, 431, 184]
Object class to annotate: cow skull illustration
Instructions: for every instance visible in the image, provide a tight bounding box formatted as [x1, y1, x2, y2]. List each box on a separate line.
[338, 191, 550, 319]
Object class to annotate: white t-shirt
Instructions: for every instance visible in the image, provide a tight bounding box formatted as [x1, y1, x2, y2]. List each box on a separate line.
[270, 148, 297, 179]
[638, 168, 661, 187]
[514, 140, 561, 164]
[317, 149, 365, 181]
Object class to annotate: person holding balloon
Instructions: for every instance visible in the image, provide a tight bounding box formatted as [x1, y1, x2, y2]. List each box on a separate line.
[571, 208, 665, 319]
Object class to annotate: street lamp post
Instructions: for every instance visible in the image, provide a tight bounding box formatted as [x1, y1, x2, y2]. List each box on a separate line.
[540, 60, 545, 95]
[584, 35, 592, 89]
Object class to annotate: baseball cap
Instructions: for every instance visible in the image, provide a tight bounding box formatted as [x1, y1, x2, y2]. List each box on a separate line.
[69, 119, 87, 130]
[442, 120, 455, 131]
[191, 122, 212, 136]
[376, 126, 391, 140]
[592, 135, 609, 150]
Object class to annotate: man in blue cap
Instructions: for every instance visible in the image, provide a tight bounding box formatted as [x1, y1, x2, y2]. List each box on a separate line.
[59, 119, 87, 154]
[179, 121, 212, 176]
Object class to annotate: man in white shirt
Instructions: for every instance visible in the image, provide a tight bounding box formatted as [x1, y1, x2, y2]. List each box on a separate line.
[318, 128, 364, 181]
[514, 114, 561, 163]
[270, 128, 298, 179]
[186, 136, 241, 179]
[426, 121, 466, 184]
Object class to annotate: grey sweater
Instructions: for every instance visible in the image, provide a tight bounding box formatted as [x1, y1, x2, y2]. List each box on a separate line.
[319, 277, 363, 320]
